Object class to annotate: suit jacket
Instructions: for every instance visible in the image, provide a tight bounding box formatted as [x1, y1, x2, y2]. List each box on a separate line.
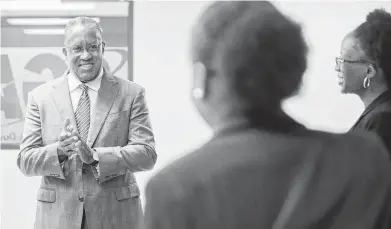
[17, 68, 157, 229]
[349, 91, 391, 157]
[142, 118, 391, 229]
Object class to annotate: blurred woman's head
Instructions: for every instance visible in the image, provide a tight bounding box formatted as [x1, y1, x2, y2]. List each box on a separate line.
[190, 1, 308, 129]
[336, 9, 391, 96]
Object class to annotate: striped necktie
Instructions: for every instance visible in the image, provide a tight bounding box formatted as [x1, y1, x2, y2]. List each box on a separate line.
[75, 84, 90, 143]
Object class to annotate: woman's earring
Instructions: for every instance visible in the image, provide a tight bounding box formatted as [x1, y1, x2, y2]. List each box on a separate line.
[363, 77, 371, 89]
[192, 88, 204, 99]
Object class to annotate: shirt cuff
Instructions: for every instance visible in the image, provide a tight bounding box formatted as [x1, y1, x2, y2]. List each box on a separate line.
[60, 158, 69, 177]
[92, 149, 99, 162]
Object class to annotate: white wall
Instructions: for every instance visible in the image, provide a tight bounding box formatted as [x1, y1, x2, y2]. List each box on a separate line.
[3, 1, 391, 228]
[132, 0, 213, 195]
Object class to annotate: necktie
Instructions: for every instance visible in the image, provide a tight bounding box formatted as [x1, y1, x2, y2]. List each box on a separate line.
[75, 84, 90, 143]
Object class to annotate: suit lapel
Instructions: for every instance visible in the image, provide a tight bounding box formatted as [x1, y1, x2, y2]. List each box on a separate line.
[349, 91, 390, 131]
[52, 70, 78, 130]
[88, 69, 119, 147]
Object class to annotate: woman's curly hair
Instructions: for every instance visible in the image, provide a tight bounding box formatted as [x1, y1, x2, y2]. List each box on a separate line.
[354, 8, 391, 87]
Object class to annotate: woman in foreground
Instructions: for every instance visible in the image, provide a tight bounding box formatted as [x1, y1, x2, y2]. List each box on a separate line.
[142, 2, 391, 229]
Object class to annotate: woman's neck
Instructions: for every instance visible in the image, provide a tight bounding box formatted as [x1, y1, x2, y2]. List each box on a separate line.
[358, 86, 388, 108]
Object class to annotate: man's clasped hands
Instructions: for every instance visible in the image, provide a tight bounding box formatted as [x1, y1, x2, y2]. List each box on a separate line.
[57, 118, 95, 164]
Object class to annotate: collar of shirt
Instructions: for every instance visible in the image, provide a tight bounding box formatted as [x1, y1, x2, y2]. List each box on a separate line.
[68, 67, 104, 92]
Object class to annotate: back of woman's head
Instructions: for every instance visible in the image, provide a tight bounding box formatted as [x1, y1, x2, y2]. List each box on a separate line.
[191, 1, 308, 112]
[353, 8, 391, 87]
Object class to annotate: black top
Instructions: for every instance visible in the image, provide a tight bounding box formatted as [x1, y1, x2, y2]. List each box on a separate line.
[349, 91, 391, 157]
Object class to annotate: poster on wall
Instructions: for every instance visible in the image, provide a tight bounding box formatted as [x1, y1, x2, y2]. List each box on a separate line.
[1, 47, 128, 149]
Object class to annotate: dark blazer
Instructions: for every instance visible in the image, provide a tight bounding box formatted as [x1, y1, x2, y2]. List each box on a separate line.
[142, 117, 391, 229]
[349, 91, 391, 157]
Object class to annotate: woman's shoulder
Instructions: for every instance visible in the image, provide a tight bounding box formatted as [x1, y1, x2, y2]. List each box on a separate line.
[291, 128, 389, 161]
[331, 130, 389, 161]
[368, 108, 391, 121]
[363, 97, 391, 120]
[361, 109, 391, 132]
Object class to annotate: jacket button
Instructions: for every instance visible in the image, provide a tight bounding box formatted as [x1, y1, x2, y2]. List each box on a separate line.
[79, 196, 84, 202]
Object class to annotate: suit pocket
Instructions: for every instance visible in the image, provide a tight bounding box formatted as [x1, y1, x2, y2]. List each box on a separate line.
[115, 183, 140, 201]
[37, 188, 56, 203]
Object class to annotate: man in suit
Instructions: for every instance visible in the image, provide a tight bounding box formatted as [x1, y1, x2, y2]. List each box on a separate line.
[17, 16, 156, 229]
[142, 2, 391, 229]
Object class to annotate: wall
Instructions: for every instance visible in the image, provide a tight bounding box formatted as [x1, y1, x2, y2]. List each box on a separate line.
[132, 0, 213, 196]
[3, 1, 391, 229]
[132, 0, 390, 189]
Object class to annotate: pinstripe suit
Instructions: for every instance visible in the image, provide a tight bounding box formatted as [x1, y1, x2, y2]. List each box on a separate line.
[18, 68, 156, 229]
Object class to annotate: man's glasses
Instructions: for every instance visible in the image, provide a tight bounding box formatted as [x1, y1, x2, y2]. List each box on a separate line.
[68, 43, 102, 55]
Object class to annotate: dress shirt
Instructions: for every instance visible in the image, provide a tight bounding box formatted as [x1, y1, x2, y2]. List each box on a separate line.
[68, 68, 103, 121]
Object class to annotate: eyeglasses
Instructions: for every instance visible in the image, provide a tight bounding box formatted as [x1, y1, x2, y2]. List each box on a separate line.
[335, 57, 372, 66]
[68, 43, 102, 55]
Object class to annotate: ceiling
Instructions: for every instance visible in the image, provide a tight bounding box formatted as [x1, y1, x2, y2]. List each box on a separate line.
[0, 1, 129, 16]
[0, 1, 132, 47]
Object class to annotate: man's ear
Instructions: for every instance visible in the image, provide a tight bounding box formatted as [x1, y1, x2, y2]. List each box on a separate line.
[62, 47, 68, 60]
[101, 41, 106, 54]
[366, 64, 377, 79]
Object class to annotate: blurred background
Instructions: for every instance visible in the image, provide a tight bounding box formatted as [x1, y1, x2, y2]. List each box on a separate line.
[1, 0, 391, 228]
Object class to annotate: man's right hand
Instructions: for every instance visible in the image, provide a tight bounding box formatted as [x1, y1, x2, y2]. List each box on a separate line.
[57, 118, 79, 162]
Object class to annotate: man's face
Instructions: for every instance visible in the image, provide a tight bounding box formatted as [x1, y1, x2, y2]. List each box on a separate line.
[335, 35, 369, 94]
[63, 25, 105, 82]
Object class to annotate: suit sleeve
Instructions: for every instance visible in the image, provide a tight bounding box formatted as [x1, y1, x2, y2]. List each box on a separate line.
[17, 92, 67, 179]
[93, 87, 157, 183]
[364, 112, 391, 157]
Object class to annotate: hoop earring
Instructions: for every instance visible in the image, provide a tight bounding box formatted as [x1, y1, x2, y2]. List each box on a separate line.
[363, 77, 371, 89]
[192, 88, 204, 99]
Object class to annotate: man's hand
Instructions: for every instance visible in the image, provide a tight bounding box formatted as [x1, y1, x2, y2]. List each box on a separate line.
[57, 118, 78, 162]
[74, 134, 95, 165]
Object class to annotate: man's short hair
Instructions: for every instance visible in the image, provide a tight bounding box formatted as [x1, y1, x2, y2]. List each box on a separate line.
[191, 1, 308, 109]
[64, 16, 103, 45]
